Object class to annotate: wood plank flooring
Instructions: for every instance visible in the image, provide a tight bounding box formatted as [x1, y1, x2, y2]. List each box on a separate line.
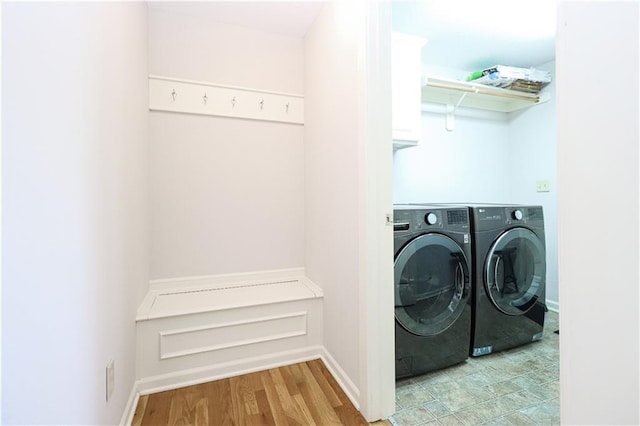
[133, 359, 387, 426]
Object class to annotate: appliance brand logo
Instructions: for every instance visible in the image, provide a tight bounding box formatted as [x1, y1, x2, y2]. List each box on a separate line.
[478, 208, 501, 220]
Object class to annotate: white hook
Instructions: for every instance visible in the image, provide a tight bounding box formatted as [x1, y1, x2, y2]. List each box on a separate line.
[171, 89, 177, 101]
[231, 96, 236, 108]
[203, 92, 208, 104]
[285, 102, 290, 113]
[259, 99, 264, 110]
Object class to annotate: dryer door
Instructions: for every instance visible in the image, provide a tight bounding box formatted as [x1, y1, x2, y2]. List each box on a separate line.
[485, 227, 546, 315]
[395, 233, 470, 336]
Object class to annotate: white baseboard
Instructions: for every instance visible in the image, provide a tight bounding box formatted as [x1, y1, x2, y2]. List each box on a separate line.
[547, 299, 559, 313]
[320, 347, 361, 410]
[121, 346, 323, 425]
[120, 388, 140, 426]
[139, 345, 323, 395]
[120, 345, 360, 425]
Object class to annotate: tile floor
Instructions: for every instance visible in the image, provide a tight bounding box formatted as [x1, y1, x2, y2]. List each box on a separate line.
[390, 311, 560, 426]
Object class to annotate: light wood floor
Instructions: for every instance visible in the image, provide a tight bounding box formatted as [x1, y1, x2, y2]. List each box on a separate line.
[133, 359, 391, 425]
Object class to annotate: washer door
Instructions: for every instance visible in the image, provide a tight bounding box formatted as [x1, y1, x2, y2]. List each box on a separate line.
[395, 233, 470, 336]
[485, 227, 546, 315]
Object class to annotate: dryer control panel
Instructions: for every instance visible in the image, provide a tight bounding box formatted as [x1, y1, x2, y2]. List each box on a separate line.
[474, 205, 544, 231]
[505, 206, 544, 226]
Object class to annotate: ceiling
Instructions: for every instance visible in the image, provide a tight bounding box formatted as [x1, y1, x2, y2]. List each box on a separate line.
[392, 0, 557, 72]
[148, 1, 556, 73]
[147, 1, 323, 38]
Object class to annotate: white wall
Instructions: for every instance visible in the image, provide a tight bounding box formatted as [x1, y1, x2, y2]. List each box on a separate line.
[393, 110, 511, 203]
[557, 1, 639, 424]
[2, 3, 148, 424]
[508, 60, 558, 309]
[304, 0, 363, 405]
[148, 5, 305, 279]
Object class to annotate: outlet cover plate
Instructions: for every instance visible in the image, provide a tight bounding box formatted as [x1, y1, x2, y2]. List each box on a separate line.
[106, 360, 115, 401]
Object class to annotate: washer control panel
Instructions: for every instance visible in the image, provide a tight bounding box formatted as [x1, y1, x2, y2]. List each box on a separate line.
[393, 207, 470, 232]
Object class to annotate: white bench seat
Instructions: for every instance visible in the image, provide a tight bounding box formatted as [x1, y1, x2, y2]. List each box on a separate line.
[134, 269, 324, 396]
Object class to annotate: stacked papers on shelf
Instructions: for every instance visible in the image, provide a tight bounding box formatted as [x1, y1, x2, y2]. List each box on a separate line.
[466, 65, 551, 93]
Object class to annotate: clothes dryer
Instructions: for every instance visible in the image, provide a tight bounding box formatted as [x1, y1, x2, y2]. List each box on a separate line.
[394, 205, 472, 378]
[468, 205, 547, 356]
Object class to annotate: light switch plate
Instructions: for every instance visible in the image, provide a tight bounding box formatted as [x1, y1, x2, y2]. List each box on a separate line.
[536, 180, 550, 192]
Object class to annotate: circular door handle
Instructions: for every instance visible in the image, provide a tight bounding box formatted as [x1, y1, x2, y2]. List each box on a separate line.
[494, 256, 502, 294]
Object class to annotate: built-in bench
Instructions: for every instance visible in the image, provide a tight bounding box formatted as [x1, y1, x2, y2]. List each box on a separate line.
[135, 268, 324, 395]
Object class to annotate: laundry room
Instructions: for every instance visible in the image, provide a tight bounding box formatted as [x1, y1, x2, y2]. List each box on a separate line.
[3, 1, 639, 426]
[391, 2, 558, 313]
[389, 2, 560, 424]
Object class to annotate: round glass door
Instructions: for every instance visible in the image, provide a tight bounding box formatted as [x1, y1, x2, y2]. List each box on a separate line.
[395, 233, 470, 336]
[485, 228, 546, 315]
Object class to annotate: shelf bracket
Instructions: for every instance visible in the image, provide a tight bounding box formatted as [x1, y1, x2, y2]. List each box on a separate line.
[445, 104, 455, 131]
[444, 86, 482, 131]
[445, 91, 468, 131]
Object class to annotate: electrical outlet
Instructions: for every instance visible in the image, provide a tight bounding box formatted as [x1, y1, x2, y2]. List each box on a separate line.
[106, 360, 115, 401]
[536, 180, 550, 192]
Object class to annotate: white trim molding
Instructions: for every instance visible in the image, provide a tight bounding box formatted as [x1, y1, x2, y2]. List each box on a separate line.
[148, 267, 310, 293]
[138, 268, 323, 321]
[120, 387, 140, 426]
[159, 311, 309, 360]
[138, 346, 324, 397]
[320, 347, 361, 411]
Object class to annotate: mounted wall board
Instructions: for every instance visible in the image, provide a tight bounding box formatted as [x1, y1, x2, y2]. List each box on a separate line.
[148, 75, 304, 124]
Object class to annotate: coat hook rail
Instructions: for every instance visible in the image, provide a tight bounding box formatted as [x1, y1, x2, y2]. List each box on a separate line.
[149, 75, 304, 124]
